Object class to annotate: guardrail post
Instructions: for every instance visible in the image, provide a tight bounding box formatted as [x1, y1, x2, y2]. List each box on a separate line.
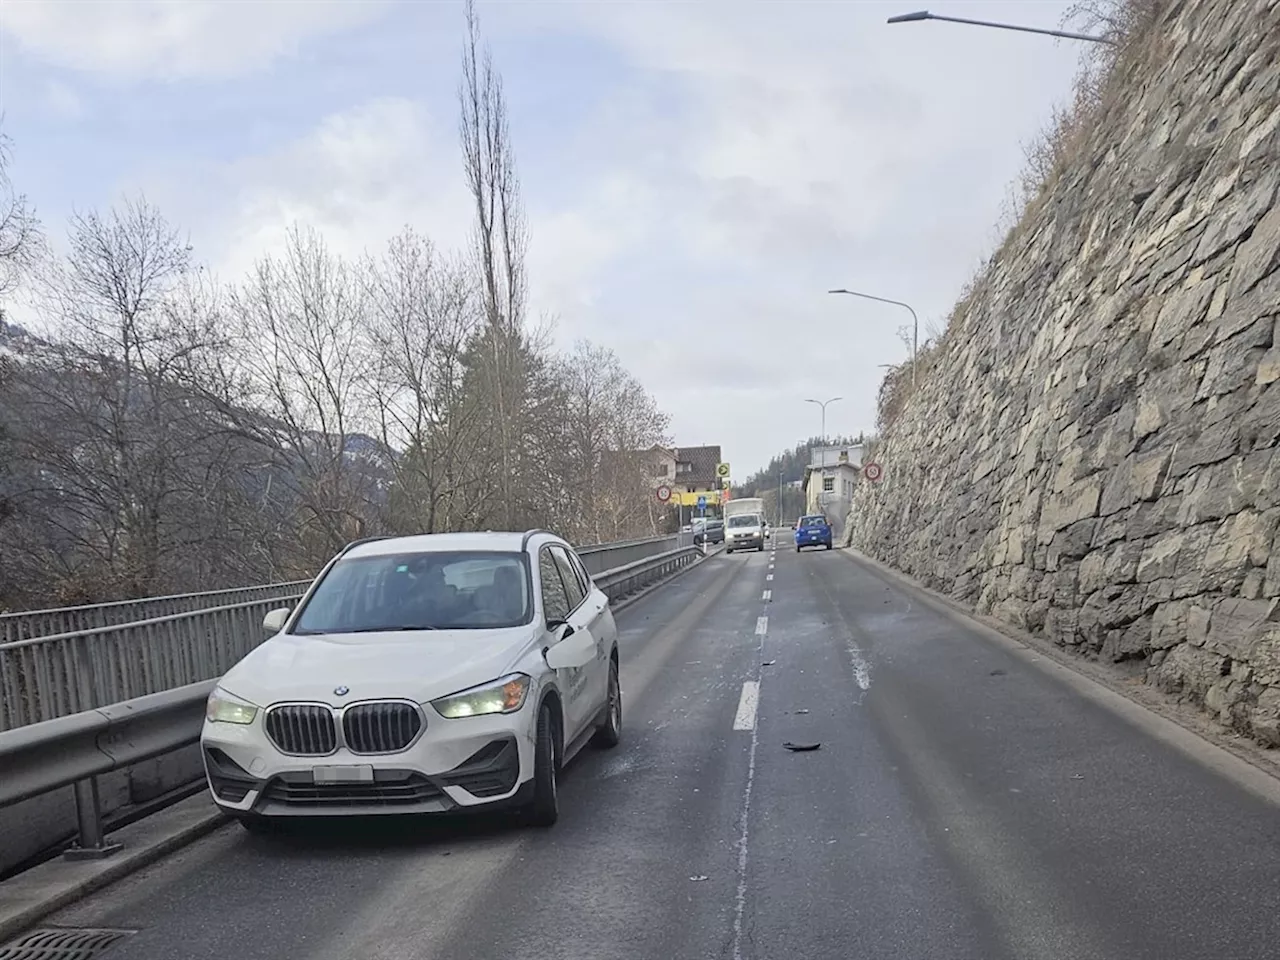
[64, 777, 123, 860]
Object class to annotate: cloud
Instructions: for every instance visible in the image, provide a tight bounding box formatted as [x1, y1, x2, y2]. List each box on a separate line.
[143, 97, 471, 285]
[148, 92, 625, 349]
[5, 0, 1090, 475]
[42, 79, 83, 119]
[0, 0, 389, 82]
[486, 0, 1087, 472]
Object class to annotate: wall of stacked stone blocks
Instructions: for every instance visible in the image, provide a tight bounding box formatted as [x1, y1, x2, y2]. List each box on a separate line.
[849, 0, 1280, 744]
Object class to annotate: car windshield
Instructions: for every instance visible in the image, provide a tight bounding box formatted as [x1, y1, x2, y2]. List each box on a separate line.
[291, 551, 531, 634]
[706, 520, 723, 530]
[728, 515, 759, 528]
[801, 516, 827, 528]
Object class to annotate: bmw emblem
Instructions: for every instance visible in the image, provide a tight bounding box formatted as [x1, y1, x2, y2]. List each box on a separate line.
[334, 685, 350, 697]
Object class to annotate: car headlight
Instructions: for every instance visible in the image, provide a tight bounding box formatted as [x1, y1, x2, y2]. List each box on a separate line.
[431, 674, 531, 719]
[206, 688, 259, 725]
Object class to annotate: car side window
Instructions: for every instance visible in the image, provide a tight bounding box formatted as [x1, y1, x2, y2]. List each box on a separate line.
[567, 549, 594, 595]
[539, 549, 571, 624]
[552, 546, 587, 610]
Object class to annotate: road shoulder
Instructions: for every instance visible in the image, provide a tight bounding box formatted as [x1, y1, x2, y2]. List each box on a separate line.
[839, 547, 1280, 804]
[0, 794, 227, 944]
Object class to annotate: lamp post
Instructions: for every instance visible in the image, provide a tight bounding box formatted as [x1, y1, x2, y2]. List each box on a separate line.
[804, 396, 841, 444]
[886, 9, 1115, 44]
[829, 288, 920, 389]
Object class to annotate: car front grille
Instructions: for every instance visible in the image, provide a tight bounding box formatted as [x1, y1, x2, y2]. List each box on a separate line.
[263, 771, 444, 807]
[265, 704, 337, 756]
[342, 701, 423, 754]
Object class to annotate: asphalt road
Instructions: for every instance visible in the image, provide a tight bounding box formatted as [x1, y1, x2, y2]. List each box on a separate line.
[30, 541, 1280, 960]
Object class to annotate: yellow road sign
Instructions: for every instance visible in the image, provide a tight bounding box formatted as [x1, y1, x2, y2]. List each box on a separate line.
[716, 462, 730, 479]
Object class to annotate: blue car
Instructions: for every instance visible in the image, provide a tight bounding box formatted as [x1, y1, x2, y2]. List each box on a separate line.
[795, 515, 833, 552]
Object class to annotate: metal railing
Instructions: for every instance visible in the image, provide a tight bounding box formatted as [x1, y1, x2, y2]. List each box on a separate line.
[0, 594, 308, 732]
[0, 536, 686, 732]
[0, 580, 312, 645]
[0, 541, 708, 863]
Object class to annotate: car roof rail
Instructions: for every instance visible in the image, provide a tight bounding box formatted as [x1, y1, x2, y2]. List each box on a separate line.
[339, 535, 393, 557]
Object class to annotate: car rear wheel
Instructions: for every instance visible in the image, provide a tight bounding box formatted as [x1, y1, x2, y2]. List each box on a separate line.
[795, 545, 801, 553]
[524, 702, 560, 827]
[592, 658, 622, 749]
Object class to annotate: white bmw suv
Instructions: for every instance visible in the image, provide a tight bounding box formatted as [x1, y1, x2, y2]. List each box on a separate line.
[201, 530, 622, 831]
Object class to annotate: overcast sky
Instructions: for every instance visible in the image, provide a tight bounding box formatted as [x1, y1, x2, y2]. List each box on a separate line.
[0, 0, 1084, 478]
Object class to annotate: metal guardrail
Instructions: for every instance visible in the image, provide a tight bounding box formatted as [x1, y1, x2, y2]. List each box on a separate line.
[0, 594, 308, 732]
[576, 535, 680, 575]
[0, 581, 312, 645]
[0, 543, 708, 861]
[595, 545, 699, 600]
[0, 681, 213, 859]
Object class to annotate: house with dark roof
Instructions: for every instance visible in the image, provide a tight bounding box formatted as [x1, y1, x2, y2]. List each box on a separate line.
[671, 444, 724, 507]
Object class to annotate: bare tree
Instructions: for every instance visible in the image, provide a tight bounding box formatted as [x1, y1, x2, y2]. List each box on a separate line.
[6, 198, 247, 600]
[365, 228, 490, 534]
[228, 225, 380, 572]
[459, 0, 530, 527]
[556, 340, 671, 542]
[0, 129, 43, 300]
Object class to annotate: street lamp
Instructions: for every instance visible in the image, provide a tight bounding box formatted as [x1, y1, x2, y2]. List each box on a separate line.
[886, 9, 1115, 44]
[828, 289, 919, 389]
[804, 396, 841, 444]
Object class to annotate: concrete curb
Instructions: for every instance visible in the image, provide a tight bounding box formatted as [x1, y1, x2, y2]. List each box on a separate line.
[0, 795, 228, 945]
[837, 547, 1280, 801]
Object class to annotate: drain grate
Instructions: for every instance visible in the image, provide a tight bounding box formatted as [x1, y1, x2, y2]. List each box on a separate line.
[0, 928, 134, 959]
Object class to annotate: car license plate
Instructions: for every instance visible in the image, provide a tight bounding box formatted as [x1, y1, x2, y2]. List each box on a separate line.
[312, 764, 374, 783]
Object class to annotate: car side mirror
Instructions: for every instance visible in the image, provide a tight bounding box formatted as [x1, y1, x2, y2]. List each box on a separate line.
[262, 607, 291, 633]
[545, 625, 595, 670]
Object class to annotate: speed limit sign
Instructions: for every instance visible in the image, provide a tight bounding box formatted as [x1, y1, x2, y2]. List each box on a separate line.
[656, 484, 672, 503]
[863, 462, 883, 482]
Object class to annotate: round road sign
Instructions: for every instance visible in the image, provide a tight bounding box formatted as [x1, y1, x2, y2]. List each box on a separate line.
[656, 484, 672, 503]
[863, 462, 883, 482]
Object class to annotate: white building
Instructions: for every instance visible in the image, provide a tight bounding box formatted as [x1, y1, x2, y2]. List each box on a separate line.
[803, 444, 863, 534]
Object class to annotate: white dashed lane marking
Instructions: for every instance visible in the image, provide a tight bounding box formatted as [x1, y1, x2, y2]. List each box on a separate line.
[755, 616, 768, 636]
[733, 681, 760, 731]
[766, 574, 773, 581]
[762, 589, 771, 601]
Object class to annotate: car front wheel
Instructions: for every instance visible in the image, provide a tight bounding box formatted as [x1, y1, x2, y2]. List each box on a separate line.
[524, 702, 560, 827]
[592, 657, 622, 749]
[235, 814, 281, 836]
